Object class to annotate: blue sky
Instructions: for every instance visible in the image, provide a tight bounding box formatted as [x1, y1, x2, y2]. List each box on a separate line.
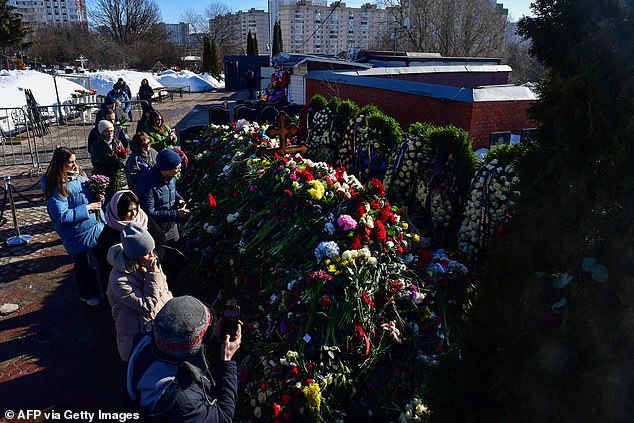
[156, 0, 534, 24]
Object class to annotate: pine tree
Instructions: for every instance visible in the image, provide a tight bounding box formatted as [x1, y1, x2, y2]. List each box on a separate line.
[0, 0, 30, 55]
[272, 21, 283, 56]
[253, 33, 259, 56]
[425, 1, 634, 421]
[210, 39, 221, 80]
[202, 36, 212, 74]
[246, 30, 254, 56]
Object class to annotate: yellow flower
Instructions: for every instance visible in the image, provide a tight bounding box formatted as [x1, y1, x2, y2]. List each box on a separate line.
[307, 180, 325, 201]
[327, 264, 337, 274]
[413, 234, 421, 243]
[402, 222, 409, 230]
[302, 382, 321, 413]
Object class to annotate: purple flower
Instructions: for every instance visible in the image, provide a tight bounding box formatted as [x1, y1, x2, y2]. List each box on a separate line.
[337, 214, 358, 231]
[249, 184, 258, 192]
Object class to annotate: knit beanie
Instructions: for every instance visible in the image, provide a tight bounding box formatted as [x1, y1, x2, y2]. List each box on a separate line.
[120, 221, 155, 260]
[98, 120, 114, 134]
[156, 148, 181, 171]
[154, 296, 212, 358]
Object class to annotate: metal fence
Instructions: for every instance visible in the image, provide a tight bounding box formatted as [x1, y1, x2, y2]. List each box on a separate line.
[1, 101, 146, 174]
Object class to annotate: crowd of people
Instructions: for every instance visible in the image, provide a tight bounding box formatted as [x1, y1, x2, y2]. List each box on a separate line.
[40, 86, 241, 420]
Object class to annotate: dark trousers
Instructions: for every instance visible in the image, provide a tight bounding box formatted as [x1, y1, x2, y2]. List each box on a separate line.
[72, 251, 101, 300]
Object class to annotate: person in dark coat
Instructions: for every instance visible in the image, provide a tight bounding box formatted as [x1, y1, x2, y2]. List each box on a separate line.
[106, 83, 132, 118]
[136, 149, 190, 243]
[127, 295, 241, 422]
[88, 108, 129, 155]
[94, 190, 165, 294]
[136, 103, 154, 134]
[126, 132, 158, 192]
[91, 120, 128, 200]
[138, 78, 154, 104]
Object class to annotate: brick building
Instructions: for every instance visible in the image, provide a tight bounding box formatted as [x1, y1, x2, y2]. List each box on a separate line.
[305, 68, 537, 149]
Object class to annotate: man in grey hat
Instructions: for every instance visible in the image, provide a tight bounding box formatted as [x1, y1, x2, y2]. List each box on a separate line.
[127, 296, 241, 421]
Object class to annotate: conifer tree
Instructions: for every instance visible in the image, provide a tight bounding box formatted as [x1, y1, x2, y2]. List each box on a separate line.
[425, 1, 634, 421]
[272, 21, 283, 56]
[246, 30, 254, 56]
[210, 39, 221, 80]
[202, 35, 212, 73]
[253, 33, 259, 56]
[0, 0, 30, 55]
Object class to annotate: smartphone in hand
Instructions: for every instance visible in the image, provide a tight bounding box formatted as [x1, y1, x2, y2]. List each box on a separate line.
[221, 303, 240, 340]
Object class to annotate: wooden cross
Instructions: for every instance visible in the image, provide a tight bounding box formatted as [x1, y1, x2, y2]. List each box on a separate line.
[258, 111, 308, 157]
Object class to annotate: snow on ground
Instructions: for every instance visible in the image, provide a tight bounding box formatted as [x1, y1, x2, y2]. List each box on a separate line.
[0, 68, 225, 111]
[0, 69, 86, 109]
[156, 70, 224, 92]
[89, 70, 162, 98]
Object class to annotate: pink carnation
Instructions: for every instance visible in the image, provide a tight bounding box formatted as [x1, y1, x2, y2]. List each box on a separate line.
[337, 214, 358, 231]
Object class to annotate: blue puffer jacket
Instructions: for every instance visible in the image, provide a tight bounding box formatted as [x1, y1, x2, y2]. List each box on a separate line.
[136, 167, 183, 224]
[43, 175, 104, 255]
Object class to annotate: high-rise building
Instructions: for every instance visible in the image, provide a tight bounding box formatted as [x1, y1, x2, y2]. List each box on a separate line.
[8, 0, 88, 27]
[280, 1, 396, 56]
[163, 22, 191, 46]
[212, 1, 395, 57]
[210, 8, 270, 56]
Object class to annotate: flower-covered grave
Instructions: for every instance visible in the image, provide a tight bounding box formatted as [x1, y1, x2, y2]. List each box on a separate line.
[179, 121, 470, 421]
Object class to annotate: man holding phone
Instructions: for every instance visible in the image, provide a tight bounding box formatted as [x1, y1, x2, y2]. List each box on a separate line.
[127, 296, 242, 422]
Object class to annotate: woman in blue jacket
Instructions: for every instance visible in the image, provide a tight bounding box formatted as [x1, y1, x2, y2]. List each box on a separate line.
[43, 147, 105, 306]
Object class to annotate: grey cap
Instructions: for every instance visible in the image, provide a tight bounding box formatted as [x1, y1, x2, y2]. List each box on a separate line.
[120, 222, 155, 260]
[154, 296, 211, 358]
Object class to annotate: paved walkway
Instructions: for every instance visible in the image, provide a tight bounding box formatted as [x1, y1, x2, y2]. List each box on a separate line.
[0, 88, 248, 420]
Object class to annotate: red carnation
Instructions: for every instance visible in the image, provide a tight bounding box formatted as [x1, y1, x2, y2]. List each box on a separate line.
[207, 193, 217, 206]
[374, 220, 387, 243]
[273, 403, 282, 417]
[281, 394, 291, 405]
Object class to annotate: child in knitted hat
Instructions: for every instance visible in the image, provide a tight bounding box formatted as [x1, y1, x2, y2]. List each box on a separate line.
[106, 222, 173, 361]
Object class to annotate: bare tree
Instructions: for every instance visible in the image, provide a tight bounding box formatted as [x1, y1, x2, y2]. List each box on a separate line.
[90, 0, 165, 45]
[181, 2, 240, 59]
[379, 0, 508, 57]
[503, 38, 545, 85]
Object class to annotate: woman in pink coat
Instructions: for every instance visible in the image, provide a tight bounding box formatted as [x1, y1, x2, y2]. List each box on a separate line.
[106, 221, 172, 361]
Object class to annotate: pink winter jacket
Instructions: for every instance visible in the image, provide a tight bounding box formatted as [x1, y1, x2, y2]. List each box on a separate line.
[106, 243, 173, 361]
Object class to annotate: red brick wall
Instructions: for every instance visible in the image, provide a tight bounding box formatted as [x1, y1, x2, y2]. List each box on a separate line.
[306, 78, 535, 150]
[372, 72, 510, 88]
[469, 101, 536, 149]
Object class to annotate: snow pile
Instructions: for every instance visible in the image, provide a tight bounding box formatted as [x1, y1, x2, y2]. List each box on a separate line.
[156, 70, 224, 92]
[88, 70, 162, 98]
[0, 69, 86, 109]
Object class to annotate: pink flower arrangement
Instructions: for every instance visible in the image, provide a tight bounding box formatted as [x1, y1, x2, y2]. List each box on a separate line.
[337, 214, 358, 231]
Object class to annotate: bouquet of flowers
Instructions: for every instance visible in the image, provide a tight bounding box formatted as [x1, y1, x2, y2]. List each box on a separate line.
[113, 145, 129, 160]
[70, 89, 96, 99]
[178, 123, 472, 421]
[88, 174, 109, 220]
[116, 116, 129, 128]
[261, 67, 291, 103]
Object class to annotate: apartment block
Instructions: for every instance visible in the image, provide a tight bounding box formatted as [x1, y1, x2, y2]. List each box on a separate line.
[210, 8, 270, 56]
[8, 0, 88, 27]
[279, 1, 396, 56]
[163, 22, 190, 46]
